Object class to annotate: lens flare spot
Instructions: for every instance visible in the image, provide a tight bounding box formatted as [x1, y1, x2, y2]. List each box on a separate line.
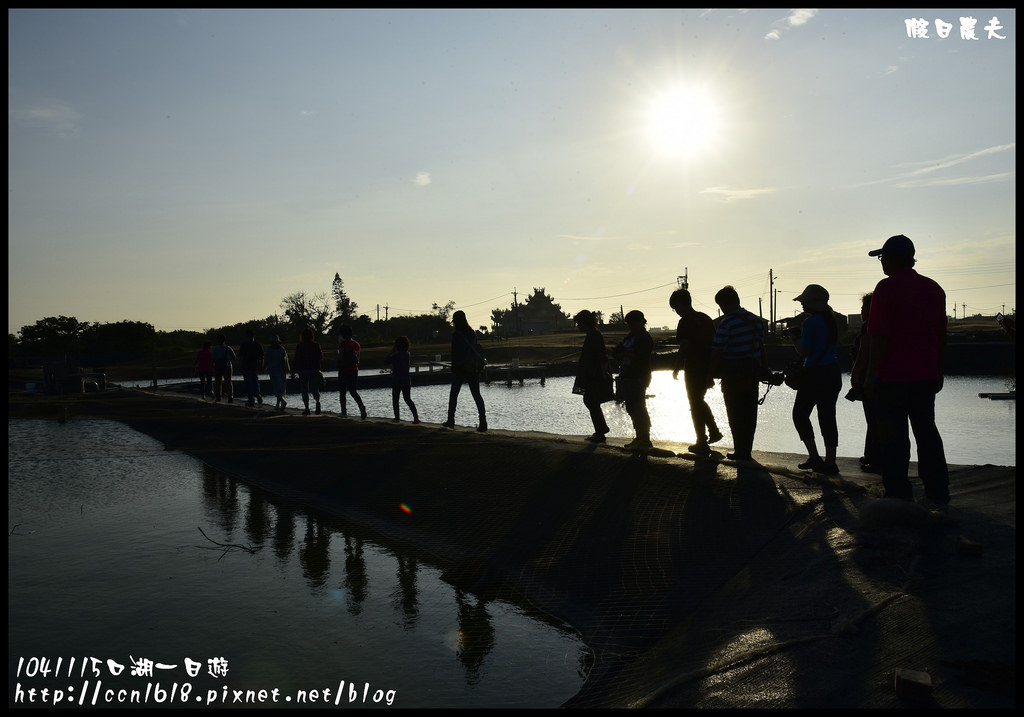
[399, 503, 412, 514]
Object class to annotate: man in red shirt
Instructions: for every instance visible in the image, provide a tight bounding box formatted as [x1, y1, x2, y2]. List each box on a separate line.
[866, 234, 949, 506]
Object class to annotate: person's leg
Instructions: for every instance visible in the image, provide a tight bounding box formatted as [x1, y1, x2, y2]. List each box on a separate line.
[908, 380, 950, 505]
[583, 392, 609, 436]
[818, 366, 842, 466]
[392, 385, 401, 419]
[467, 377, 486, 430]
[876, 381, 913, 501]
[792, 384, 819, 461]
[300, 371, 311, 413]
[224, 366, 233, 401]
[445, 377, 462, 426]
[350, 376, 367, 418]
[731, 374, 758, 459]
[339, 374, 349, 416]
[401, 384, 418, 422]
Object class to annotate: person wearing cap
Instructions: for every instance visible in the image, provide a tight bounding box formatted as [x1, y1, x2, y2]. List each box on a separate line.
[866, 234, 950, 506]
[264, 334, 290, 410]
[238, 329, 265, 408]
[612, 309, 654, 451]
[789, 284, 842, 475]
[710, 285, 768, 462]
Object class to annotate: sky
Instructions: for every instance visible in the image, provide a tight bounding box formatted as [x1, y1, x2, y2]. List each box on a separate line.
[8, 9, 1016, 336]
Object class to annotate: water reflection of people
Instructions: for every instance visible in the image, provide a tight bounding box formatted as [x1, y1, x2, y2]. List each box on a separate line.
[272, 502, 297, 562]
[298, 516, 331, 590]
[454, 589, 495, 685]
[393, 554, 419, 629]
[342, 532, 368, 615]
[244, 489, 272, 545]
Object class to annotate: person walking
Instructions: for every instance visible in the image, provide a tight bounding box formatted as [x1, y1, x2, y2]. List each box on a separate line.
[789, 284, 843, 475]
[710, 286, 768, 462]
[612, 310, 654, 451]
[265, 334, 290, 410]
[443, 310, 487, 432]
[337, 324, 368, 419]
[670, 288, 723, 455]
[194, 341, 214, 399]
[848, 292, 881, 473]
[572, 309, 613, 442]
[292, 328, 324, 416]
[238, 329, 265, 407]
[385, 336, 420, 423]
[865, 234, 950, 507]
[210, 334, 237, 403]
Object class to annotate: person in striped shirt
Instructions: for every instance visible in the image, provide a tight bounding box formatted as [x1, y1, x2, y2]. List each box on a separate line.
[710, 286, 768, 462]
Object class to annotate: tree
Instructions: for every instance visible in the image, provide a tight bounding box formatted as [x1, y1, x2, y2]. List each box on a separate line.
[432, 300, 456, 322]
[17, 315, 91, 356]
[331, 273, 358, 324]
[280, 291, 334, 339]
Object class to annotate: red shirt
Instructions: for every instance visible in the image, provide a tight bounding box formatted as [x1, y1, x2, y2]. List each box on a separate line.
[338, 338, 361, 373]
[868, 268, 946, 381]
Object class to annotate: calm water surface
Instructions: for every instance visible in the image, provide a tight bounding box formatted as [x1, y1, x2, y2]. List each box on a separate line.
[257, 372, 1014, 467]
[8, 419, 588, 709]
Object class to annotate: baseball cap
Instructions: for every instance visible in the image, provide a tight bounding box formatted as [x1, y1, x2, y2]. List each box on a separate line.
[793, 284, 830, 311]
[868, 234, 915, 259]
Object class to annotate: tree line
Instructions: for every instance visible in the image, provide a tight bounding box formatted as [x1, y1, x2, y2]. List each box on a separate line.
[8, 273, 578, 361]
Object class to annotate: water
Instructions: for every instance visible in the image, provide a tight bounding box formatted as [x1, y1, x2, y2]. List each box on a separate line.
[153, 371, 1015, 467]
[8, 418, 588, 709]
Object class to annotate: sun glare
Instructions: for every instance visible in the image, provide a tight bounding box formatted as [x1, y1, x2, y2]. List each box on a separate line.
[646, 85, 721, 159]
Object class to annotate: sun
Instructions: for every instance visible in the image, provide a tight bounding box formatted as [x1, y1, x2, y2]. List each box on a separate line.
[645, 85, 721, 159]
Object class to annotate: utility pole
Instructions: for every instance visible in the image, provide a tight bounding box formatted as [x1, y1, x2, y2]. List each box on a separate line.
[769, 269, 774, 333]
[384, 303, 389, 321]
[677, 269, 688, 290]
[962, 303, 967, 319]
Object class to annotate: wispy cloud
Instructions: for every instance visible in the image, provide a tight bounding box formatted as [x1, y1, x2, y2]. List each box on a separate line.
[413, 171, 431, 186]
[557, 233, 614, 242]
[765, 8, 819, 40]
[11, 102, 81, 137]
[894, 172, 1013, 188]
[849, 143, 1016, 188]
[700, 186, 780, 202]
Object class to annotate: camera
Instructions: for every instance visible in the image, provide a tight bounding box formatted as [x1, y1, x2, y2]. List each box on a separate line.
[764, 371, 786, 387]
[844, 387, 862, 402]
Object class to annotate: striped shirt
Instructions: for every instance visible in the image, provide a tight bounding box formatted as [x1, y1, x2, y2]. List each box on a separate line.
[712, 308, 764, 360]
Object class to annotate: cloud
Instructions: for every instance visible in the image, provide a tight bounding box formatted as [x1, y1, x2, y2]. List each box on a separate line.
[699, 186, 780, 202]
[11, 102, 81, 137]
[764, 8, 819, 40]
[894, 172, 1013, 188]
[557, 233, 614, 242]
[414, 171, 431, 186]
[849, 143, 1016, 188]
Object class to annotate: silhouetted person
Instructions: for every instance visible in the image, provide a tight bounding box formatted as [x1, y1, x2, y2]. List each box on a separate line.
[849, 292, 881, 472]
[443, 310, 487, 432]
[612, 309, 654, 451]
[385, 335, 420, 423]
[865, 234, 949, 506]
[292, 327, 324, 415]
[572, 309, 613, 442]
[210, 333, 236, 403]
[238, 329, 264, 407]
[789, 284, 842, 475]
[298, 516, 331, 590]
[670, 288, 722, 455]
[194, 341, 213, 399]
[265, 334, 290, 410]
[337, 324, 367, 419]
[710, 285, 767, 462]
